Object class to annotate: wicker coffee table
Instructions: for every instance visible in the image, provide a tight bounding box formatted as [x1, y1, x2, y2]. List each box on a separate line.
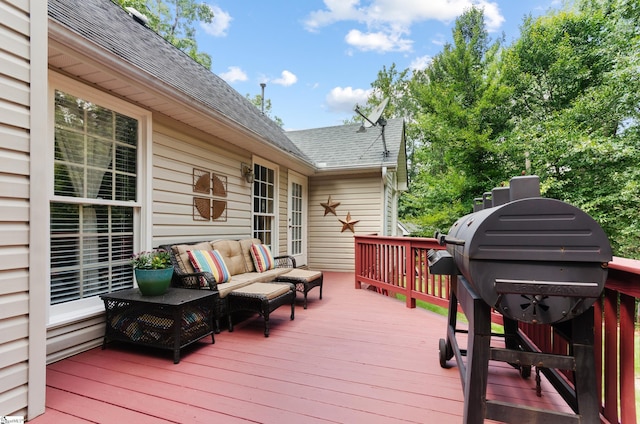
[227, 282, 295, 337]
[100, 287, 216, 363]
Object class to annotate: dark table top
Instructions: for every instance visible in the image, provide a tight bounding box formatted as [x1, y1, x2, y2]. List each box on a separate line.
[100, 287, 216, 306]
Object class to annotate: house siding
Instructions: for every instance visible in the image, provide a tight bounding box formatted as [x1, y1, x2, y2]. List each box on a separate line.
[1, 0, 47, 418]
[308, 173, 383, 271]
[151, 120, 254, 246]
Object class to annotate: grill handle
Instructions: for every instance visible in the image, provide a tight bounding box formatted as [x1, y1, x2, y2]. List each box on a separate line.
[443, 236, 465, 246]
[434, 232, 465, 246]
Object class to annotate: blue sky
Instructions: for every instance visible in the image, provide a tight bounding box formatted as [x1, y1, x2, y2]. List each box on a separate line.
[196, 0, 562, 130]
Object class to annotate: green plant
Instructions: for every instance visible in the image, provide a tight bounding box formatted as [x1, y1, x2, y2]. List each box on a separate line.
[130, 249, 171, 269]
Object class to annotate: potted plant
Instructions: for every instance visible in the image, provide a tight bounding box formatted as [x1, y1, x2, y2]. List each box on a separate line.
[130, 249, 173, 296]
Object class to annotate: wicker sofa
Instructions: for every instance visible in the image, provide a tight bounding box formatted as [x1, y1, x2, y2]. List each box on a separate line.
[159, 238, 296, 332]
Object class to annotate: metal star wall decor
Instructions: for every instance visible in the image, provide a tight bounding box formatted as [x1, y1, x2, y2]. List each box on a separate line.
[320, 195, 340, 216]
[339, 212, 359, 233]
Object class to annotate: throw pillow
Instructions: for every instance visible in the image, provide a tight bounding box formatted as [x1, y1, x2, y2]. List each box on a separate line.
[250, 243, 275, 273]
[187, 250, 231, 286]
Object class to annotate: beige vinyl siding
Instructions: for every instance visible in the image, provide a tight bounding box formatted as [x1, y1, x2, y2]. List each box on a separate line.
[46, 315, 105, 364]
[151, 120, 254, 246]
[308, 173, 383, 271]
[1, 0, 47, 418]
[0, 0, 29, 417]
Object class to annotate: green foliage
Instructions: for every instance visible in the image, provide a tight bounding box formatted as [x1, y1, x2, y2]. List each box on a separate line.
[114, 0, 213, 69]
[399, 7, 512, 227]
[361, 0, 640, 258]
[245, 94, 284, 127]
[130, 249, 172, 269]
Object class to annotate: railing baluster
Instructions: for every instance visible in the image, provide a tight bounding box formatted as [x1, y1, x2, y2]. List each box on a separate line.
[619, 292, 636, 423]
[603, 288, 619, 422]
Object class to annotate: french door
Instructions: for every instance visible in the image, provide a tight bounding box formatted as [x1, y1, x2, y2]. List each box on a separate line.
[288, 173, 307, 266]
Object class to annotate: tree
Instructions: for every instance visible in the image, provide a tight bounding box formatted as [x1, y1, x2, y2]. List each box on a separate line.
[115, 0, 214, 69]
[246, 93, 284, 128]
[501, 0, 640, 258]
[406, 7, 511, 233]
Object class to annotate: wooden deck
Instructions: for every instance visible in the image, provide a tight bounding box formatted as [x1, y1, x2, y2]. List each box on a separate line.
[31, 272, 572, 423]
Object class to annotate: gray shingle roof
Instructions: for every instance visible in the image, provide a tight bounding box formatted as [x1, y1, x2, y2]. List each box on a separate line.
[48, 0, 310, 162]
[286, 118, 405, 170]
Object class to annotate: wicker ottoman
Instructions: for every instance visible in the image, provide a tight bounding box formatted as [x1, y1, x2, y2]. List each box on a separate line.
[276, 269, 323, 309]
[227, 282, 295, 337]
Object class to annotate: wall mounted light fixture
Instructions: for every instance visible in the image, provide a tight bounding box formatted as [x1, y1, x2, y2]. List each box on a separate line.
[241, 163, 254, 183]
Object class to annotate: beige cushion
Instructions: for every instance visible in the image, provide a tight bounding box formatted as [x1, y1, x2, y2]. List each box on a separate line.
[217, 268, 292, 296]
[211, 239, 247, 276]
[231, 282, 291, 300]
[239, 238, 262, 272]
[216, 279, 254, 298]
[278, 268, 322, 282]
[171, 241, 213, 273]
[242, 268, 291, 283]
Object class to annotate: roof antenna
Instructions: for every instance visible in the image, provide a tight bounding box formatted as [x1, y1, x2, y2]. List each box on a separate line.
[354, 98, 390, 157]
[260, 83, 266, 114]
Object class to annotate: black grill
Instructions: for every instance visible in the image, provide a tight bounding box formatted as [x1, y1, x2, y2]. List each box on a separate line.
[428, 175, 610, 424]
[444, 193, 611, 324]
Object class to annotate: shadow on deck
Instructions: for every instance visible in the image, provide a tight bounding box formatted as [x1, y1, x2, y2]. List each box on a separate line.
[31, 271, 571, 423]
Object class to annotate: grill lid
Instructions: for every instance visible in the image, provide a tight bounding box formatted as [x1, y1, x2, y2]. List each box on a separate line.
[447, 197, 612, 263]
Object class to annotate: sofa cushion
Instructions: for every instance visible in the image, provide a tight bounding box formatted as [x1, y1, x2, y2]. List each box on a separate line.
[250, 244, 275, 272]
[211, 239, 247, 276]
[187, 249, 231, 286]
[216, 276, 255, 298]
[239, 238, 262, 272]
[242, 268, 292, 283]
[231, 282, 292, 300]
[171, 241, 214, 274]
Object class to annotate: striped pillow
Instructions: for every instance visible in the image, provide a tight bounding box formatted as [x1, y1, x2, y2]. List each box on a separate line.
[250, 244, 275, 273]
[187, 250, 231, 286]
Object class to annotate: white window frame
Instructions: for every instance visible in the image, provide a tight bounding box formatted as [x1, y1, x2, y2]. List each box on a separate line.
[47, 73, 152, 326]
[251, 157, 279, 250]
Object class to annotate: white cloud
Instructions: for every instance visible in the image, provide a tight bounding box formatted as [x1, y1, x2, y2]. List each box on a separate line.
[325, 86, 372, 114]
[201, 5, 232, 37]
[304, 0, 505, 52]
[219, 66, 248, 83]
[304, 0, 361, 32]
[272, 70, 298, 87]
[345, 29, 412, 52]
[409, 55, 432, 71]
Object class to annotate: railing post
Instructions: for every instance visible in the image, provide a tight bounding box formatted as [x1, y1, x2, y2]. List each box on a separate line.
[354, 237, 362, 289]
[406, 239, 416, 308]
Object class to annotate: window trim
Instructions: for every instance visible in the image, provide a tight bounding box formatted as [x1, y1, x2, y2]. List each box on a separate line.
[47, 73, 152, 326]
[251, 157, 279, 250]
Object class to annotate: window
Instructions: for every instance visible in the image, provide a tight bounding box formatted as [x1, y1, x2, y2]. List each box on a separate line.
[252, 162, 276, 248]
[51, 90, 138, 304]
